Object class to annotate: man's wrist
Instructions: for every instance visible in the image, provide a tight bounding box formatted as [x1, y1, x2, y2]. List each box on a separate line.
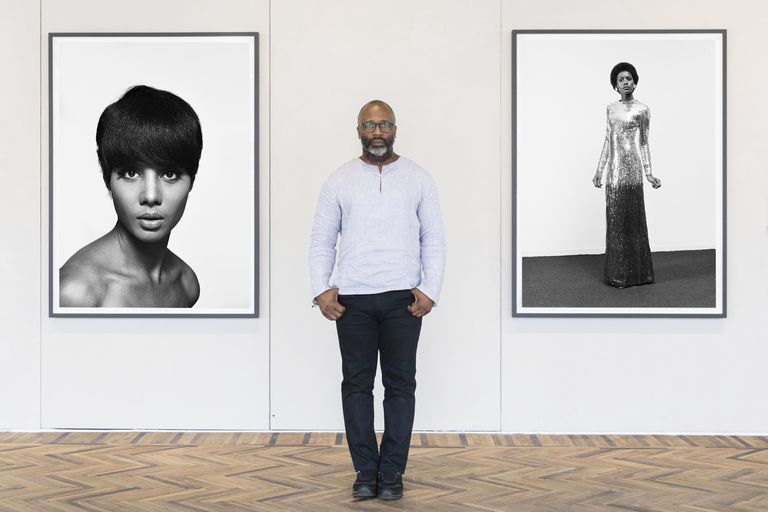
[416, 287, 437, 306]
[313, 287, 337, 306]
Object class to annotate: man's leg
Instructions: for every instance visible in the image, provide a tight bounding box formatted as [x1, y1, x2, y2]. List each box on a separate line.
[336, 294, 380, 473]
[377, 290, 422, 476]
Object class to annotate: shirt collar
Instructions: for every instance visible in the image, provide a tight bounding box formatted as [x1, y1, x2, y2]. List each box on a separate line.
[358, 157, 401, 175]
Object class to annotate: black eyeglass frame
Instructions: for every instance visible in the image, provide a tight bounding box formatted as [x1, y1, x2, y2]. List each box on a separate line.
[359, 120, 396, 133]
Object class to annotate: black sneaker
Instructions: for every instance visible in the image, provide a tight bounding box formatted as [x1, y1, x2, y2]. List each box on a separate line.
[377, 472, 403, 500]
[352, 470, 378, 498]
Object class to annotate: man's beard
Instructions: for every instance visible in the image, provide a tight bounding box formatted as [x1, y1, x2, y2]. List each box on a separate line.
[362, 136, 394, 162]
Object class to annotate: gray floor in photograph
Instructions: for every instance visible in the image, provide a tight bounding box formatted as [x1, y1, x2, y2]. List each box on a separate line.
[522, 249, 716, 308]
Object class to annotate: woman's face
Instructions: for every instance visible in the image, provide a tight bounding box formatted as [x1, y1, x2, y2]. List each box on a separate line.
[110, 166, 192, 243]
[616, 70, 636, 95]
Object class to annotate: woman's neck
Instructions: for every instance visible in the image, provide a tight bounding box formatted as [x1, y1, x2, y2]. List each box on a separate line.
[110, 222, 170, 282]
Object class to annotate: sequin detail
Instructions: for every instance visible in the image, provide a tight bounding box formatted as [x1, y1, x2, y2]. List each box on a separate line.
[596, 100, 654, 288]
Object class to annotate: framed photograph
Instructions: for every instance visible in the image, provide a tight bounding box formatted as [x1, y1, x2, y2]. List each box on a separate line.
[512, 30, 725, 317]
[49, 33, 259, 317]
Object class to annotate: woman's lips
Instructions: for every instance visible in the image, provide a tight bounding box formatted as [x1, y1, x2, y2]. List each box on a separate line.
[137, 214, 164, 230]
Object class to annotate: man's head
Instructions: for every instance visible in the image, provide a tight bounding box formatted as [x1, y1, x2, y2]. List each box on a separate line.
[96, 85, 203, 190]
[357, 100, 397, 163]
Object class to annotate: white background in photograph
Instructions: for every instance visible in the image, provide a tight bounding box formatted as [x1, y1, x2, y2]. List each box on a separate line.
[516, 33, 722, 258]
[52, 36, 256, 314]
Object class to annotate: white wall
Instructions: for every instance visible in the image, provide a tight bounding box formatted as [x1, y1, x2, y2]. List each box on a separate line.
[0, 0, 41, 429]
[1, 0, 767, 434]
[270, 0, 501, 431]
[501, 0, 768, 433]
[39, 0, 270, 429]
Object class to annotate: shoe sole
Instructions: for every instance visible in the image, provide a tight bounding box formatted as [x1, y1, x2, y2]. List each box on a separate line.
[353, 488, 377, 499]
[377, 491, 403, 500]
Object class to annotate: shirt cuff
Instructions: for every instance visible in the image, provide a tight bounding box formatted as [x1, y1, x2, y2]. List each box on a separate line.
[416, 285, 439, 307]
[311, 286, 332, 305]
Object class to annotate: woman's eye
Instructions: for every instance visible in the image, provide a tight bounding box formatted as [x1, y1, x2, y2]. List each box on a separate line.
[162, 170, 178, 180]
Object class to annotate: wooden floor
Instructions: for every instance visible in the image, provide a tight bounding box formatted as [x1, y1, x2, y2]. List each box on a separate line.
[1, 432, 767, 511]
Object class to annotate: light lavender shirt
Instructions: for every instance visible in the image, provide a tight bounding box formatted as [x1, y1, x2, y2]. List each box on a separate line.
[310, 156, 445, 304]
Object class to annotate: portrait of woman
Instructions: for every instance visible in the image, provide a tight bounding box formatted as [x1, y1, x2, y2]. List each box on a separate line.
[50, 33, 258, 317]
[592, 62, 662, 289]
[513, 31, 724, 316]
[59, 85, 202, 308]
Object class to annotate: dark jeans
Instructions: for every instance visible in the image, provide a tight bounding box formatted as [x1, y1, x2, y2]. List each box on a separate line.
[336, 289, 422, 475]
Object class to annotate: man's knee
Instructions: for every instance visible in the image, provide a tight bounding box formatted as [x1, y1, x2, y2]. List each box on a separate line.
[341, 370, 376, 397]
[382, 375, 416, 398]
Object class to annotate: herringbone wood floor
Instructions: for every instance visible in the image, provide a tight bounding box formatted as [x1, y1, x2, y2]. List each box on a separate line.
[1, 433, 767, 511]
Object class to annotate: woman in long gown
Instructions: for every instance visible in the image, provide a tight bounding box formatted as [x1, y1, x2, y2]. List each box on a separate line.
[593, 62, 662, 288]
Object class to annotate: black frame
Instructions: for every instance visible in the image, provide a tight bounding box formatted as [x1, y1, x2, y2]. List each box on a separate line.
[48, 32, 259, 318]
[512, 29, 726, 318]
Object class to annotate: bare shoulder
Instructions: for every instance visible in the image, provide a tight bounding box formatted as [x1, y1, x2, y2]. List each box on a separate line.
[59, 240, 109, 307]
[165, 251, 200, 307]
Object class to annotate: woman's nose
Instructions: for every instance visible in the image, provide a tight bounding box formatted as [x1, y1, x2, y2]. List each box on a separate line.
[139, 176, 162, 206]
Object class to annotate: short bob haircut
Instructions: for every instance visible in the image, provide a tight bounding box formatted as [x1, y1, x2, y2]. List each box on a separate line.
[610, 62, 639, 89]
[96, 85, 203, 189]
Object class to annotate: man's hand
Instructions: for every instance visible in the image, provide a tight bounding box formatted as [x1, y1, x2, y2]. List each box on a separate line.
[407, 288, 434, 318]
[316, 288, 346, 321]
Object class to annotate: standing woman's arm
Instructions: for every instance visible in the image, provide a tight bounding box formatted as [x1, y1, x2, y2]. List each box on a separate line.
[640, 107, 661, 188]
[594, 107, 610, 188]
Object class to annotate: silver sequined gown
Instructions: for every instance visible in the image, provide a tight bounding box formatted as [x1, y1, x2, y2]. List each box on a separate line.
[596, 99, 654, 288]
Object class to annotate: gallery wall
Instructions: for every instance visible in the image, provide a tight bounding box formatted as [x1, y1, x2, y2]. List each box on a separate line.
[0, 0, 41, 429]
[39, 0, 271, 429]
[270, 0, 501, 431]
[501, 0, 768, 433]
[0, 0, 766, 433]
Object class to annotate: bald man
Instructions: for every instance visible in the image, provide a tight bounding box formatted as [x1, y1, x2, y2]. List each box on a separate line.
[309, 100, 445, 500]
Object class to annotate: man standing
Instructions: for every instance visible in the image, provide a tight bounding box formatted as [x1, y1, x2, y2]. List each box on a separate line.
[309, 100, 445, 500]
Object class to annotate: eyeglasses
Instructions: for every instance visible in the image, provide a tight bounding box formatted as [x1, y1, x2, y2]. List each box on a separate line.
[360, 121, 395, 133]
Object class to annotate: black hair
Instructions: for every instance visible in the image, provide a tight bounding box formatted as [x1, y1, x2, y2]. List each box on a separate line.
[96, 85, 203, 189]
[610, 62, 639, 89]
